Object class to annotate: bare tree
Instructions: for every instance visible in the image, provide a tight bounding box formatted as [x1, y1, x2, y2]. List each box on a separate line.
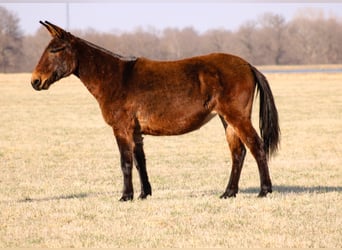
[236, 21, 257, 63]
[286, 9, 342, 64]
[159, 27, 200, 60]
[118, 28, 160, 58]
[13, 7, 342, 71]
[324, 18, 342, 63]
[0, 6, 23, 73]
[255, 13, 286, 65]
[20, 27, 50, 72]
[201, 29, 237, 55]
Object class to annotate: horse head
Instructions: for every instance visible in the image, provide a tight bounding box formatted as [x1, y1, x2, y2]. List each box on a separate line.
[31, 21, 78, 91]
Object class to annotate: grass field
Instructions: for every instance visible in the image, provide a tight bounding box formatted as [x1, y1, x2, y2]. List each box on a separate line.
[0, 71, 341, 247]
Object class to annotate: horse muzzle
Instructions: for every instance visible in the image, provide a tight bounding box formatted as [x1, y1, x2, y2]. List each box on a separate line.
[31, 76, 50, 91]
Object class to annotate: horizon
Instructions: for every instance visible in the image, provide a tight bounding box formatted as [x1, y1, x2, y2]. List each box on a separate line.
[2, 2, 342, 35]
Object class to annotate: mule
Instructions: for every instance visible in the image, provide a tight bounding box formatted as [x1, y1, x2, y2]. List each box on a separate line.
[31, 21, 280, 201]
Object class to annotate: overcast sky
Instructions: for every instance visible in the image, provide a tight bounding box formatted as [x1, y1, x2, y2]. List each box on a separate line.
[1, 2, 342, 35]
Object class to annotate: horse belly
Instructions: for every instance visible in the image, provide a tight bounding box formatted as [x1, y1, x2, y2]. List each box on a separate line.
[138, 109, 216, 136]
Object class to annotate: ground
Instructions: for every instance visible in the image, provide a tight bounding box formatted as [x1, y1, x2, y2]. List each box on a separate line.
[0, 70, 341, 247]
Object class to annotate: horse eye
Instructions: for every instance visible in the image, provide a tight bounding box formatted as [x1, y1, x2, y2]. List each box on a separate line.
[50, 46, 66, 53]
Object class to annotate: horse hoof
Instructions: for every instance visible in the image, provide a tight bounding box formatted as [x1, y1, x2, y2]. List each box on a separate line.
[258, 187, 272, 198]
[138, 186, 152, 200]
[138, 193, 151, 200]
[119, 195, 133, 202]
[220, 190, 237, 199]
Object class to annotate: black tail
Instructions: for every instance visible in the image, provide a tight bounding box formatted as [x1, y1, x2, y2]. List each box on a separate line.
[250, 65, 280, 158]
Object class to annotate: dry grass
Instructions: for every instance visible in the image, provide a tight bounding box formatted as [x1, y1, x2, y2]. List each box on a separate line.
[0, 71, 341, 247]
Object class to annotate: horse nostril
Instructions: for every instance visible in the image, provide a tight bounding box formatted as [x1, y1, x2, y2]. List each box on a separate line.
[33, 79, 40, 85]
[31, 78, 41, 90]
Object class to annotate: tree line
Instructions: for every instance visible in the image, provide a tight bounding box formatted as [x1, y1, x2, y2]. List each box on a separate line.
[1, 6, 342, 73]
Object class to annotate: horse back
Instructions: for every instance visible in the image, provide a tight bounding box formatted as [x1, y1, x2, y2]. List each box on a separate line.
[124, 53, 251, 93]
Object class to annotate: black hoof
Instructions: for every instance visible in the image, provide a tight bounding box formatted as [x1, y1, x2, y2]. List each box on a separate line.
[138, 184, 152, 200]
[258, 186, 272, 198]
[138, 189, 152, 200]
[220, 189, 237, 199]
[138, 192, 151, 200]
[119, 194, 134, 202]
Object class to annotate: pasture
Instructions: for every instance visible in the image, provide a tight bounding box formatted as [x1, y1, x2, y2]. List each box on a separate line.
[0, 71, 341, 247]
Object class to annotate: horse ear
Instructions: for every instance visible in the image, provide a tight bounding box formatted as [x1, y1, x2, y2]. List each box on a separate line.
[40, 20, 68, 39]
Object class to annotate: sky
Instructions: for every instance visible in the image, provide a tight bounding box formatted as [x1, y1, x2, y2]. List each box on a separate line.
[1, 2, 342, 35]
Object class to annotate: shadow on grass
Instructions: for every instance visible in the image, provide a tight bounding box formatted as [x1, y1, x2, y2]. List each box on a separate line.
[17, 191, 117, 203]
[12, 185, 342, 203]
[241, 185, 342, 194]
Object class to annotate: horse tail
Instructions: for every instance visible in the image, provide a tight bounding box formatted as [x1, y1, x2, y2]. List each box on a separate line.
[250, 65, 280, 158]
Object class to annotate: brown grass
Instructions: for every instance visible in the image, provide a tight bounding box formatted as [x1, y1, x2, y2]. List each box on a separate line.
[0, 72, 341, 247]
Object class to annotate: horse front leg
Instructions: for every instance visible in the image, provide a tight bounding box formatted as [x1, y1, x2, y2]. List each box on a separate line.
[114, 132, 134, 201]
[133, 133, 152, 199]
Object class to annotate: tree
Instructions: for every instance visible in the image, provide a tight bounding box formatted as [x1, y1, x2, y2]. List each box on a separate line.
[20, 27, 51, 72]
[118, 28, 160, 59]
[236, 21, 257, 63]
[287, 9, 342, 64]
[0, 6, 23, 73]
[160, 27, 200, 60]
[255, 13, 286, 65]
[12, 8, 342, 71]
[201, 29, 237, 55]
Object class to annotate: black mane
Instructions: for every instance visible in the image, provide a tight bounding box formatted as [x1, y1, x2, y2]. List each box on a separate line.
[79, 37, 137, 62]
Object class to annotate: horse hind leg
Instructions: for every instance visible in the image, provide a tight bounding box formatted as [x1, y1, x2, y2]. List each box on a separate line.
[219, 116, 246, 198]
[232, 118, 272, 197]
[219, 113, 272, 197]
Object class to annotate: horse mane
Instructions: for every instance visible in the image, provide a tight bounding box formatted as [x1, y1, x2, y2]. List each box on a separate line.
[78, 37, 137, 62]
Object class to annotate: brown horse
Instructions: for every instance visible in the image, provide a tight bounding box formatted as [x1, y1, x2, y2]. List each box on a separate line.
[31, 21, 280, 201]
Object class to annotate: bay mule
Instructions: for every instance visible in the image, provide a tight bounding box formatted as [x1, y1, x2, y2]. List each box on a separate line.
[31, 21, 280, 201]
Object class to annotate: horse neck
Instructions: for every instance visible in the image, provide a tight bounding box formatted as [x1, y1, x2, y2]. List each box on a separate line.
[73, 38, 125, 101]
